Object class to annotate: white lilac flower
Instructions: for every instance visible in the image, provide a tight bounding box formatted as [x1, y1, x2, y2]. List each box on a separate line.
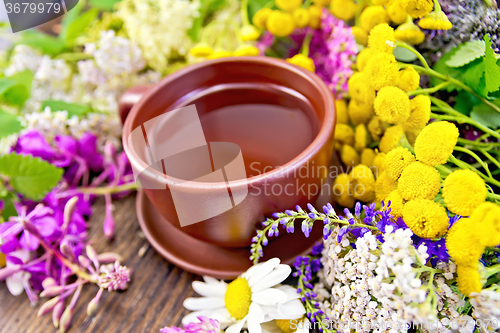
[4, 44, 42, 77]
[115, 0, 200, 72]
[182, 258, 298, 333]
[0, 133, 18, 155]
[470, 285, 500, 332]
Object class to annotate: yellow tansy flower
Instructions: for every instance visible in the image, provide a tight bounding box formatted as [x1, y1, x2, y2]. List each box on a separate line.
[387, 1, 408, 25]
[398, 162, 440, 200]
[402, 199, 449, 239]
[470, 202, 500, 247]
[234, 45, 260, 57]
[267, 11, 296, 37]
[360, 6, 389, 32]
[330, 0, 357, 21]
[375, 171, 398, 202]
[333, 173, 355, 208]
[414, 121, 459, 166]
[365, 52, 399, 91]
[386, 190, 405, 218]
[348, 100, 374, 126]
[276, 0, 302, 12]
[443, 170, 487, 217]
[403, 95, 431, 130]
[312, 0, 331, 6]
[402, 0, 434, 19]
[240, 25, 261, 42]
[253, 8, 273, 29]
[335, 123, 355, 146]
[397, 66, 420, 93]
[190, 44, 214, 57]
[352, 26, 368, 46]
[293, 8, 310, 28]
[356, 47, 375, 72]
[348, 72, 376, 105]
[361, 148, 377, 166]
[385, 147, 416, 181]
[447, 218, 485, 265]
[371, 0, 391, 5]
[372, 152, 387, 177]
[286, 54, 315, 72]
[355, 124, 371, 152]
[350, 164, 376, 202]
[374, 86, 411, 125]
[457, 264, 482, 296]
[308, 5, 323, 29]
[395, 17, 426, 45]
[341, 145, 360, 168]
[335, 99, 349, 124]
[418, 10, 453, 30]
[368, 23, 395, 53]
[208, 50, 233, 60]
[379, 125, 405, 153]
[368, 116, 385, 141]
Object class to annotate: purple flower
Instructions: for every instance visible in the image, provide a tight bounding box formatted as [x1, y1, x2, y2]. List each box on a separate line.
[15, 131, 55, 161]
[98, 261, 131, 291]
[78, 133, 104, 172]
[255, 31, 275, 56]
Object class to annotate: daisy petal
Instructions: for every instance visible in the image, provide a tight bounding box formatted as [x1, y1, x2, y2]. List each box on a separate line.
[183, 297, 225, 310]
[226, 318, 246, 333]
[247, 258, 280, 287]
[276, 285, 300, 301]
[248, 302, 265, 323]
[252, 265, 291, 292]
[248, 320, 262, 333]
[252, 288, 287, 305]
[203, 276, 227, 286]
[277, 299, 306, 319]
[192, 281, 227, 297]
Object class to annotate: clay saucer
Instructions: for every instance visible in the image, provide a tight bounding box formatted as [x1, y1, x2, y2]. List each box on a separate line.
[136, 190, 323, 280]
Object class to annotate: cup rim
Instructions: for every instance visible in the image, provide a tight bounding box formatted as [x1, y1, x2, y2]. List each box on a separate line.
[122, 56, 336, 190]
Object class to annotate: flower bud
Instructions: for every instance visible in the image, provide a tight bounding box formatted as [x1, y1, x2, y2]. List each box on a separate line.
[63, 197, 78, 230]
[78, 255, 92, 269]
[40, 285, 65, 298]
[86, 245, 98, 262]
[103, 208, 115, 240]
[97, 252, 123, 264]
[60, 243, 75, 261]
[59, 307, 73, 333]
[37, 297, 60, 317]
[42, 277, 57, 290]
[52, 300, 65, 328]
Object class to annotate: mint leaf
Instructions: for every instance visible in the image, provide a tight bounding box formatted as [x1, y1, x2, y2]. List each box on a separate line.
[432, 46, 465, 92]
[64, 9, 99, 44]
[463, 59, 486, 93]
[0, 153, 63, 201]
[445, 40, 485, 67]
[17, 31, 67, 56]
[471, 102, 500, 129]
[0, 110, 22, 139]
[454, 91, 481, 115]
[483, 35, 500, 95]
[42, 100, 92, 118]
[88, 0, 122, 10]
[54, 53, 93, 61]
[0, 70, 33, 107]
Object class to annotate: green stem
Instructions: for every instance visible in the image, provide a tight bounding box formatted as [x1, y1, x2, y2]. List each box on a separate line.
[241, 0, 250, 26]
[457, 138, 500, 149]
[485, 264, 500, 280]
[453, 146, 493, 179]
[407, 81, 451, 96]
[396, 41, 431, 70]
[78, 182, 139, 195]
[433, 0, 442, 12]
[436, 164, 453, 176]
[449, 155, 500, 187]
[487, 192, 500, 200]
[301, 29, 313, 56]
[480, 149, 500, 170]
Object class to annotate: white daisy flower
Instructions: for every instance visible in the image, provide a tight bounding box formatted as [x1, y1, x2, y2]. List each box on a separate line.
[183, 258, 293, 333]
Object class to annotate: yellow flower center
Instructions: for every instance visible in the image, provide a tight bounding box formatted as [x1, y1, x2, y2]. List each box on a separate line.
[276, 319, 298, 333]
[224, 278, 252, 320]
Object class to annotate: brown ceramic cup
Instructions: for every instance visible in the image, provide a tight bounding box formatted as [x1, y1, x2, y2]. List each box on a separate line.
[120, 57, 336, 248]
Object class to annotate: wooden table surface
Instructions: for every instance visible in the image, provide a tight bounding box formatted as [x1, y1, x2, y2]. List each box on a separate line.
[0, 194, 198, 333]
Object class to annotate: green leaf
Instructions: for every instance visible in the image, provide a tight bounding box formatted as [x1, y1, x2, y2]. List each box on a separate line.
[88, 0, 122, 10]
[0, 153, 63, 201]
[248, 0, 269, 21]
[54, 52, 94, 61]
[463, 58, 486, 93]
[64, 8, 99, 44]
[41, 100, 92, 117]
[60, 0, 86, 41]
[445, 40, 485, 67]
[483, 35, 500, 95]
[470, 102, 500, 129]
[0, 70, 33, 107]
[17, 31, 67, 56]
[393, 46, 418, 62]
[454, 91, 481, 115]
[0, 193, 17, 220]
[188, 0, 226, 41]
[432, 47, 465, 92]
[0, 110, 22, 139]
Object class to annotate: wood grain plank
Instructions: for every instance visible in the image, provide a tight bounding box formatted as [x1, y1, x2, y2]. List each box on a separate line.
[0, 195, 198, 333]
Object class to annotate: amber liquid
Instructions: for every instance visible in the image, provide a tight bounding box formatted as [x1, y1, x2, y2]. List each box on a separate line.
[173, 83, 320, 179]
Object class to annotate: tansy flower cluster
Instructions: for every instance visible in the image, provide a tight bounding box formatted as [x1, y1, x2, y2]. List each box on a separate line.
[331, 0, 452, 47]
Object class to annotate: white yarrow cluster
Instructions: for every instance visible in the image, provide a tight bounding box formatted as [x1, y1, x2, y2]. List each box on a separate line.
[320, 226, 466, 333]
[470, 286, 500, 332]
[116, 0, 200, 72]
